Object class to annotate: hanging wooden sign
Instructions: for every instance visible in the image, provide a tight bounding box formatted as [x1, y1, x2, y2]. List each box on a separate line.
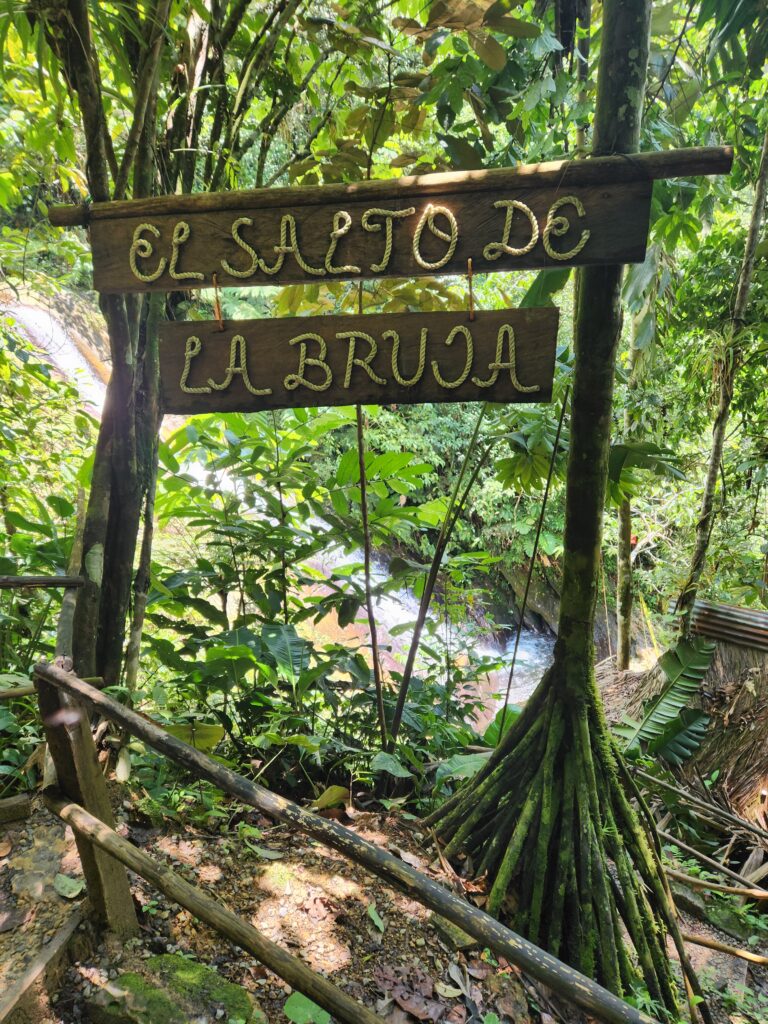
[47, 148, 733, 295]
[158, 308, 559, 413]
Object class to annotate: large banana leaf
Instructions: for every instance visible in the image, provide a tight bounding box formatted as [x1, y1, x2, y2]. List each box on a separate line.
[261, 623, 310, 683]
[616, 637, 715, 760]
[647, 708, 710, 766]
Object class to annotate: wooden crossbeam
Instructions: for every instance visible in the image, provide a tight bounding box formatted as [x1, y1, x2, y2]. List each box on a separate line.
[0, 576, 84, 590]
[49, 147, 733, 227]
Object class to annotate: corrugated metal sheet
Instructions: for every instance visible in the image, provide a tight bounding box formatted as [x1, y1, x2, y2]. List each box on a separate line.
[689, 599, 768, 652]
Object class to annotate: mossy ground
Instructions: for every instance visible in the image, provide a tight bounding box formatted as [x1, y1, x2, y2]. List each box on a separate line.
[88, 952, 265, 1024]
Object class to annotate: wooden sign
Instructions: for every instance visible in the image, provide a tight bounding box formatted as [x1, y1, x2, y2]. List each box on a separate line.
[159, 308, 559, 413]
[82, 180, 651, 294]
[48, 148, 732, 295]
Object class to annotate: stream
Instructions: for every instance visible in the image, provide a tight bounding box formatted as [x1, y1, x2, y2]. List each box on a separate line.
[12, 302, 555, 719]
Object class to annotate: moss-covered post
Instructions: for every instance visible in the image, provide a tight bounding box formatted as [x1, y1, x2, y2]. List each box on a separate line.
[426, 2, 711, 1018]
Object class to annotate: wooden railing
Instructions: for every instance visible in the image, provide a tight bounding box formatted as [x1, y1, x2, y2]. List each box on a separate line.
[33, 659, 659, 1024]
[0, 575, 84, 590]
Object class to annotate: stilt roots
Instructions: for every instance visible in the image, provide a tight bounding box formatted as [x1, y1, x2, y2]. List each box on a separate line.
[425, 667, 709, 1021]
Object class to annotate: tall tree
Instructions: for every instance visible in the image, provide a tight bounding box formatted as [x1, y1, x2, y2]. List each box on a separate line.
[677, 120, 768, 629]
[19, 0, 329, 682]
[426, 1, 706, 1013]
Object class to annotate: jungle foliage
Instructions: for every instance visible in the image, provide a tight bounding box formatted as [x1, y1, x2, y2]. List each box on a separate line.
[0, 0, 767, 1016]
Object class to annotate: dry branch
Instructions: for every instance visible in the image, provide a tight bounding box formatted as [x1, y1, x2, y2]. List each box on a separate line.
[666, 868, 768, 901]
[682, 930, 768, 965]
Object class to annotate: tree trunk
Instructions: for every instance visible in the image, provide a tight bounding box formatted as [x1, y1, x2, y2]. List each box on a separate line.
[616, 497, 632, 669]
[426, 2, 707, 1015]
[677, 122, 768, 631]
[52, 1, 165, 684]
[616, 333, 644, 671]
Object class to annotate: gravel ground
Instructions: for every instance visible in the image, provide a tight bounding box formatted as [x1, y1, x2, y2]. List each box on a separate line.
[0, 800, 85, 994]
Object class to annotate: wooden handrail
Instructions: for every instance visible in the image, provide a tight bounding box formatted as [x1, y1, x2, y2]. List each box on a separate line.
[0, 575, 84, 590]
[33, 660, 658, 1024]
[1, 676, 103, 702]
[43, 791, 386, 1024]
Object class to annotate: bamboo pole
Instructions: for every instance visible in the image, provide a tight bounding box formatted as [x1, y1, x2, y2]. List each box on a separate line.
[43, 791, 386, 1024]
[0, 686, 36, 700]
[33, 660, 658, 1024]
[48, 146, 733, 227]
[681, 930, 768, 966]
[658, 830, 758, 888]
[0, 576, 84, 590]
[637, 769, 768, 843]
[666, 868, 768, 901]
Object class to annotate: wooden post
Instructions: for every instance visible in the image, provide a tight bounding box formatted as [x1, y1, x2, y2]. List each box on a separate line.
[36, 661, 138, 937]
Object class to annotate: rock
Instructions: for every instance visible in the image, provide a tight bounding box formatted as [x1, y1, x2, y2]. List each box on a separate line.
[428, 913, 478, 952]
[85, 953, 266, 1024]
[672, 882, 754, 943]
[86, 973, 187, 1024]
[670, 882, 707, 918]
[706, 904, 754, 943]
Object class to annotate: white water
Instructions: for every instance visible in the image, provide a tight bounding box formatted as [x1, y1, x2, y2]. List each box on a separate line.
[313, 546, 554, 709]
[11, 303, 555, 707]
[11, 304, 106, 412]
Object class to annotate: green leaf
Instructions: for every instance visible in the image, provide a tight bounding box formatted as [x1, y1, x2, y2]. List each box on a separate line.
[616, 638, 716, 757]
[250, 846, 285, 860]
[54, 873, 85, 899]
[284, 992, 331, 1024]
[647, 708, 710, 766]
[608, 442, 685, 486]
[367, 903, 385, 932]
[371, 751, 413, 778]
[261, 623, 310, 682]
[336, 448, 360, 486]
[164, 722, 225, 753]
[435, 751, 491, 782]
[482, 705, 521, 746]
[520, 268, 571, 308]
[311, 785, 350, 810]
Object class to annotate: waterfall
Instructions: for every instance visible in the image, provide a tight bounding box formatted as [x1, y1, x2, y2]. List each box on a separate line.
[11, 304, 107, 411]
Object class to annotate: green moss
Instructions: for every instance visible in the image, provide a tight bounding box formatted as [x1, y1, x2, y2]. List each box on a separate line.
[88, 972, 186, 1024]
[89, 955, 265, 1024]
[146, 954, 265, 1023]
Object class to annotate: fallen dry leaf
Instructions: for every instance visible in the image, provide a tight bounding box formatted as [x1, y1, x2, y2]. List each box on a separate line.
[434, 981, 463, 999]
[392, 846, 427, 870]
[445, 1007, 467, 1024]
[0, 838, 12, 858]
